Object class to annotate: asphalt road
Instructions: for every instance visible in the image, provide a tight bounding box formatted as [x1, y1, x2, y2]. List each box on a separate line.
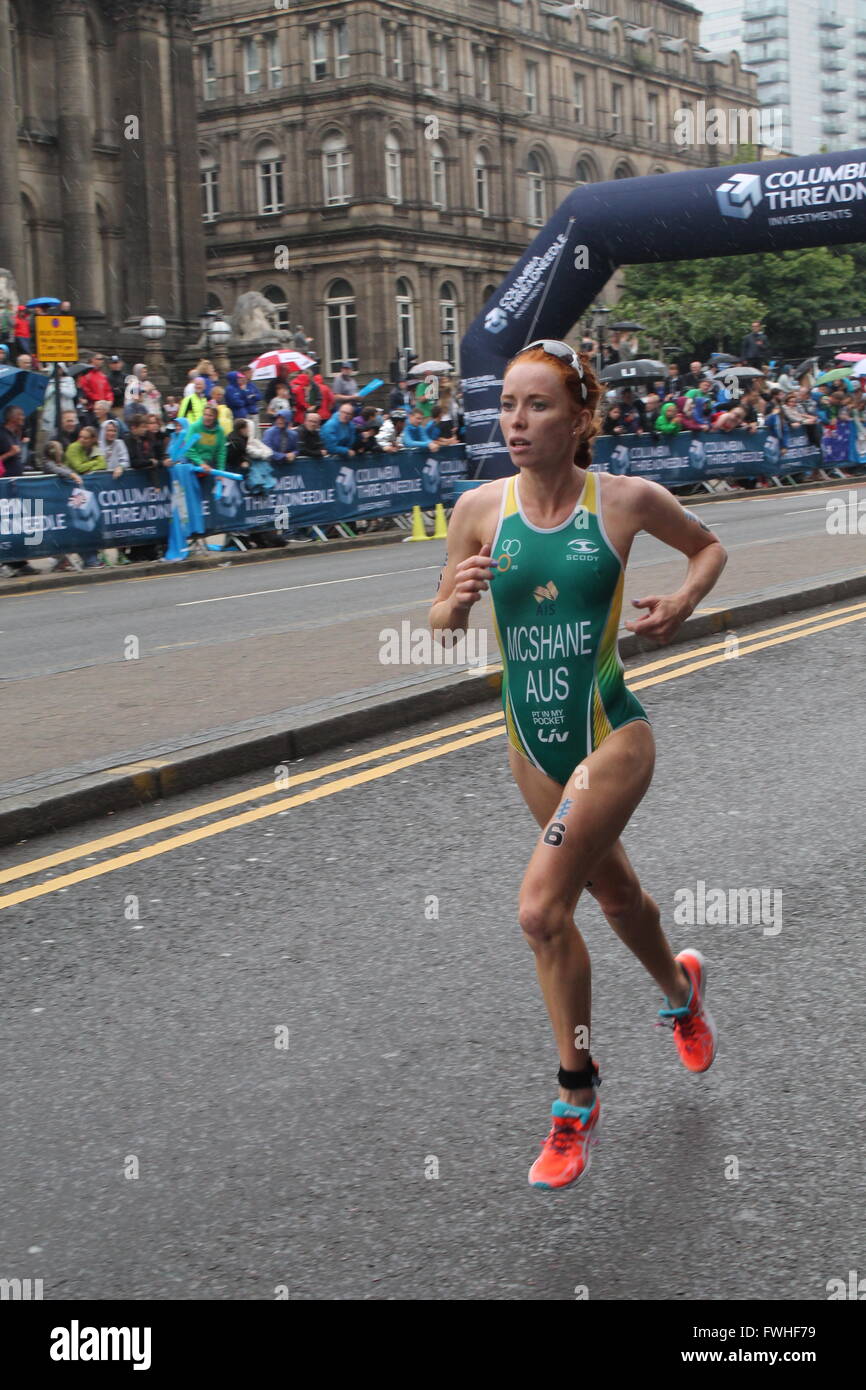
[2, 599, 864, 1299]
[1, 483, 865, 792]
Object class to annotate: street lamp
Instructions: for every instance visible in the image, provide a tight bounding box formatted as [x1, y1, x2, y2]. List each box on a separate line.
[591, 304, 611, 374]
[199, 307, 232, 377]
[140, 305, 167, 388]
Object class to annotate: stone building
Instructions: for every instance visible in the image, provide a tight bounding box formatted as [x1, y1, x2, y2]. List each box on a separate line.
[195, 0, 759, 377]
[0, 0, 206, 351]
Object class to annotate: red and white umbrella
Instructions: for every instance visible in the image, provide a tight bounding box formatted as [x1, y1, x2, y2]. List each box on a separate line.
[248, 349, 314, 381]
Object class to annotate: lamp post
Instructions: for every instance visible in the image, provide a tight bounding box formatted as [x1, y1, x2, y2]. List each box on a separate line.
[591, 304, 611, 375]
[140, 306, 167, 389]
[200, 307, 232, 379]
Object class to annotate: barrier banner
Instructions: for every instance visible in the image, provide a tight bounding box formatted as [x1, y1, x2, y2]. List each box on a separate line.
[591, 427, 822, 483]
[0, 469, 173, 561]
[0, 447, 469, 561]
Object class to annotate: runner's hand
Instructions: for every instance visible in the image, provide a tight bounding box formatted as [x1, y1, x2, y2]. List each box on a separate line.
[452, 542, 497, 608]
[625, 594, 690, 644]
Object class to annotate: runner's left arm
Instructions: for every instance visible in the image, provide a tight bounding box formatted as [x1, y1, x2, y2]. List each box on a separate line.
[625, 480, 727, 644]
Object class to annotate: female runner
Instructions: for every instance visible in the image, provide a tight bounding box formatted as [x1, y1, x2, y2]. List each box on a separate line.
[429, 342, 727, 1189]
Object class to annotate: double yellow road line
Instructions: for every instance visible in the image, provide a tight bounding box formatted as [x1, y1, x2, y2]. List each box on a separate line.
[2, 597, 865, 912]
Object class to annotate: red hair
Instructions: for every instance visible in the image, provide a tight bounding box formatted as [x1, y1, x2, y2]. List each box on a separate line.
[504, 347, 603, 466]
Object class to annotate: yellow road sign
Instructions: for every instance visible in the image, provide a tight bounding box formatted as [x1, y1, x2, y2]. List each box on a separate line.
[35, 315, 79, 363]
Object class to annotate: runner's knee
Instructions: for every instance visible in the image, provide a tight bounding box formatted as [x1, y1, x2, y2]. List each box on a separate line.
[518, 891, 574, 947]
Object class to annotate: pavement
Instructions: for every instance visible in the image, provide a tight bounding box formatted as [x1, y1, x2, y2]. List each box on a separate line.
[1, 480, 864, 847]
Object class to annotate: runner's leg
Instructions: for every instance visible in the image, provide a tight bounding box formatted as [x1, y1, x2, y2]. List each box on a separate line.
[509, 719, 656, 1106]
[584, 842, 689, 1005]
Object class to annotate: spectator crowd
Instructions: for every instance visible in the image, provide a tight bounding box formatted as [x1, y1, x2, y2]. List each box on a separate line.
[592, 320, 866, 490]
[0, 318, 466, 574]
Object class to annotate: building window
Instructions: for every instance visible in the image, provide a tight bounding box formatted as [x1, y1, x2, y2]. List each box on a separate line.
[611, 84, 623, 134]
[475, 48, 490, 101]
[202, 46, 217, 102]
[525, 60, 539, 114]
[474, 148, 489, 215]
[430, 140, 447, 208]
[647, 91, 659, 142]
[573, 71, 585, 123]
[334, 21, 349, 78]
[527, 152, 545, 225]
[200, 159, 219, 222]
[394, 27, 405, 80]
[311, 27, 328, 81]
[257, 143, 284, 214]
[244, 39, 261, 95]
[614, 161, 633, 179]
[575, 158, 593, 185]
[385, 131, 402, 203]
[323, 132, 351, 206]
[266, 34, 282, 89]
[439, 281, 459, 364]
[326, 278, 357, 374]
[262, 284, 290, 332]
[430, 36, 448, 90]
[396, 277, 415, 355]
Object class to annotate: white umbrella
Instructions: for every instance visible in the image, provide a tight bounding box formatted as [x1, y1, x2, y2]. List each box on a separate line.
[849, 358, 866, 377]
[408, 360, 452, 375]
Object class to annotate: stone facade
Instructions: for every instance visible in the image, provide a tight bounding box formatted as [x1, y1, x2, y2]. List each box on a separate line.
[3, 0, 206, 350]
[195, 0, 758, 377]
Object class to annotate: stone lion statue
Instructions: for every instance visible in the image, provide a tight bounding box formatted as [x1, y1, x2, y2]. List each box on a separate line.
[230, 291, 285, 343]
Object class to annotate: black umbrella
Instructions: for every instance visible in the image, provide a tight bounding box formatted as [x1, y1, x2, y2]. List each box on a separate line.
[793, 357, 816, 379]
[709, 353, 738, 364]
[600, 358, 667, 383]
[608, 320, 644, 332]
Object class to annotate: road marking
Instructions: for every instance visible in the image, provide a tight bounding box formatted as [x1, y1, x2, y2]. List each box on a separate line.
[7, 601, 863, 888]
[177, 565, 441, 606]
[3, 601, 865, 904]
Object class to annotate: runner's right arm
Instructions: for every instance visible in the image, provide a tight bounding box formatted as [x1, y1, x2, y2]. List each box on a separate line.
[429, 490, 497, 641]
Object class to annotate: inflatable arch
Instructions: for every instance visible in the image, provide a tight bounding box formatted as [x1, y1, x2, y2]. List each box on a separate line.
[460, 147, 866, 477]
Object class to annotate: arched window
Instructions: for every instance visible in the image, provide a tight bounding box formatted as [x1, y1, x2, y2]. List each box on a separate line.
[325, 278, 357, 373]
[575, 158, 595, 185]
[200, 151, 219, 222]
[439, 281, 459, 364]
[256, 141, 284, 214]
[262, 284, 290, 332]
[482, 284, 497, 305]
[206, 292, 223, 312]
[322, 131, 351, 206]
[527, 151, 545, 226]
[613, 160, 634, 179]
[396, 277, 414, 355]
[385, 131, 402, 203]
[430, 140, 447, 209]
[474, 147, 489, 216]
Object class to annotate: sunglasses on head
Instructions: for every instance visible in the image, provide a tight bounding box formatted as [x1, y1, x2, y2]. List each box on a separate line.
[513, 339, 587, 400]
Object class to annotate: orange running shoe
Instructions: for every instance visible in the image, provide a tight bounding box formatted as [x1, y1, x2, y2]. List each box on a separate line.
[657, 948, 717, 1073]
[528, 1099, 600, 1189]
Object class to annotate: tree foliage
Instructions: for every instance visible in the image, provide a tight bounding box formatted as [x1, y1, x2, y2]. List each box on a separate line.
[616, 244, 858, 361]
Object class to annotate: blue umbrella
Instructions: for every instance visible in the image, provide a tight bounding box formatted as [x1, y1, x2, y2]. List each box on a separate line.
[25, 297, 61, 309]
[0, 365, 50, 416]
